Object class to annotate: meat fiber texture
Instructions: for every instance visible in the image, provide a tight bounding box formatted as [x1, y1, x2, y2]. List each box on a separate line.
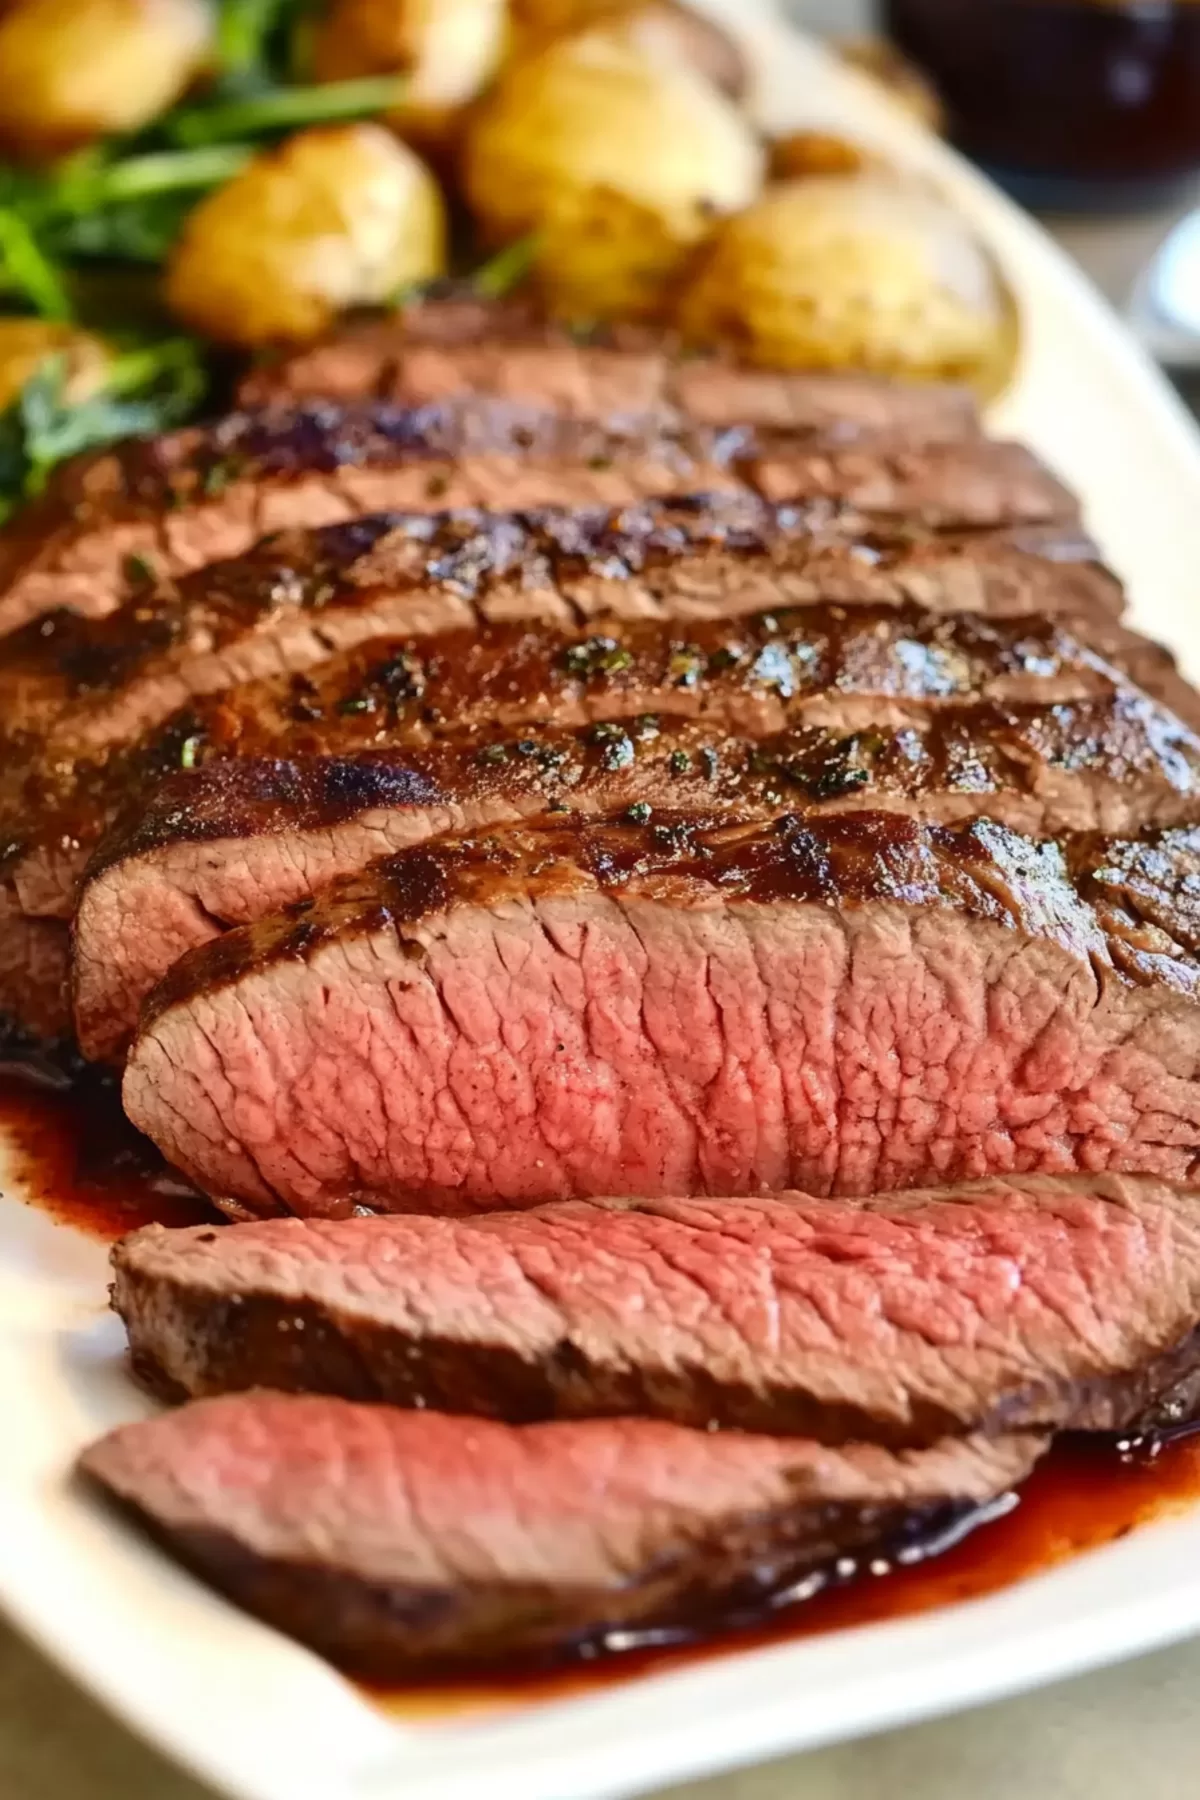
[111, 1174, 1200, 1448]
[69, 612, 1200, 1062]
[80, 1392, 1043, 1671]
[122, 810, 1200, 1218]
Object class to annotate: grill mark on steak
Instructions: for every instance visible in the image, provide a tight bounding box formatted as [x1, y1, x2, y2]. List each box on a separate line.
[121, 809, 1200, 1215]
[110, 1173, 1200, 1450]
[0, 487, 1109, 764]
[0, 399, 743, 638]
[236, 303, 983, 440]
[0, 392, 1057, 638]
[0, 580, 1161, 1048]
[71, 687, 1200, 1062]
[7, 591, 1171, 902]
[79, 1393, 1042, 1673]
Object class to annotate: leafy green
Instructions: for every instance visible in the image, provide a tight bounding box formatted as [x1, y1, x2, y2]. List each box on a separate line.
[0, 209, 71, 317]
[214, 0, 305, 89]
[0, 339, 208, 521]
[470, 236, 540, 301]
[166, 75, 408, 147]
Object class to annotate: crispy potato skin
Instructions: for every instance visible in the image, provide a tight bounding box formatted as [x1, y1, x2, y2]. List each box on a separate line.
[0, 319, 110, 407]
[510, 0, 746, 98]
[165, 123, 448, 347]
[311, 0, 508, 149]
[678, 172, 1019, 398]
[463, 30, 762, 320]
[0, 0, 211, 158]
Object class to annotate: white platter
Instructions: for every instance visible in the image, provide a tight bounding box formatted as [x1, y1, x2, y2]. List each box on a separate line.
[6, 6, 1200, 1799]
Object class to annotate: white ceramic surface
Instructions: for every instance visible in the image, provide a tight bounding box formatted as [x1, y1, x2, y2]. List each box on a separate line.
[5, 7, 1200, 1800]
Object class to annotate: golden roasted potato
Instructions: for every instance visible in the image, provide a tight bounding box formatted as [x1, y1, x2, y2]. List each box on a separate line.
[0, 0, 212, 159]
[678, 172, 1018, 397]
[463, 31, 762, 320]
[0, 319, 110, 408]
[311, 0, 508, 149]
[165, 123, 447, 346]
[510, 0, 746, 99]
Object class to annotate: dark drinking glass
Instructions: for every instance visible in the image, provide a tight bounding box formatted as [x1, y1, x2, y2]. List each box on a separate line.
[882, 0, 1200, 210]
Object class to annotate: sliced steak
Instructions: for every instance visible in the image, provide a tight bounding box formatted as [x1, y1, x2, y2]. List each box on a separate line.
[121, 810, 1200, 1216]
[0, 477, 1102, 765]
[0, 394, 1061, 637]
[13, 586, 1172, 913]
[0, 889, 71, 1043]
[79, 1393, 1041, 1672]
[0, 398, 749, 638]
[111, 1172, 1200, 1448]
[73, 687, 1200, 1061]
[0, 584, 1156, 1050]
[237, 304, 982, 439]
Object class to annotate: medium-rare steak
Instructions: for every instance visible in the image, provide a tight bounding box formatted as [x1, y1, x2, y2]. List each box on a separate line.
[0, 495, 1112, 762]
[0, 394, 1060, 637]
[237, 302, 982, 439]
[79, 1393, 1042, 1672]
[18, 584, 1175, 916]
[111, 1173, 1200, 1448]
[0, 577, 1159, 1048]
[73, 684, 1200, 1061]
[121, 810, 1200, 1217]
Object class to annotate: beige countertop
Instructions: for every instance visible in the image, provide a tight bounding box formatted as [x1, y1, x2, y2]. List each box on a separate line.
[6, 173, 1200, 1800]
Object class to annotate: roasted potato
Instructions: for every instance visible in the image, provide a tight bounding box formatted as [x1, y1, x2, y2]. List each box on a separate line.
[311, 0, 508, 149]
[463, 31, 762, 320]
[0, 319, 110, 408]
[165, 123, 447, 346]
[678, 171, 1018, 397]
[0, 0, 213, 159]
[510, 0, 746, 99]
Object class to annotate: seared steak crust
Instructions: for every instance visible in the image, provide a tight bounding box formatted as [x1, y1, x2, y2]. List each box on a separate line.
[10, 589, 1171, 899]
[0, 489, 1108, 760]
[0, 398, 747, 638]
[122, 810, 1200, 1215]
[111, 1174, 1200, 1448]
[0, 395, 1065, 638]
[72, 686, 1200, 1061]
[80, 1393, 1041, 1672]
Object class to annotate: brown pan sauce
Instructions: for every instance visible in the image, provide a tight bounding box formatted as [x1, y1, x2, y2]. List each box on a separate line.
[4, 1058, 1200, 1720]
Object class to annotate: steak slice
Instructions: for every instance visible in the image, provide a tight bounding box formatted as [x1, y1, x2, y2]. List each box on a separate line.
[13, 585, 1172, 912]
[0, 580, 1155, 1050]
[111, 1173, 1200, 1449]
[237, 303, 982, 438]
[0, 398, 746, 638]
[79, 1393, 1042, 1672]
[0, 394, 1062, 637]
[0, 493, 1113, 766]
[73, 686, 1200, 1062]
[121, 810, 1200, 1216]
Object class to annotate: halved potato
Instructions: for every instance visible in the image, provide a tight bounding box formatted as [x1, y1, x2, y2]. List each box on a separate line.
[165, 123, 447, 346]
[311, 0, 508, 149]
[678, 171, 1018, 397]
[463, 29, 762, 319]
[0, 0, 212, 158]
